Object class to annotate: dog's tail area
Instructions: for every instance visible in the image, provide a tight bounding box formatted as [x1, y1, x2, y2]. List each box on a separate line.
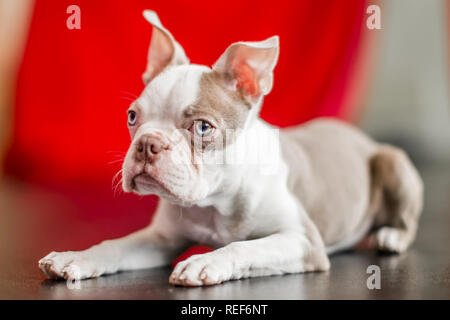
[362, 145, 424, 253]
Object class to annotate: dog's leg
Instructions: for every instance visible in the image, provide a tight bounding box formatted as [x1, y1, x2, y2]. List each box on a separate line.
[169, 218, 330, 286]
[367, 145, 424, 253]
[39, 202, 188, 280]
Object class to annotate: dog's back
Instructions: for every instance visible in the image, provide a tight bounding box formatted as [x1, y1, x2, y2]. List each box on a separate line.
[280, 117, 423, 253]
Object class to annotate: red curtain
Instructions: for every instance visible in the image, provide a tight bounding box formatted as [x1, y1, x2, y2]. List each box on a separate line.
[7, 0, 368, 184]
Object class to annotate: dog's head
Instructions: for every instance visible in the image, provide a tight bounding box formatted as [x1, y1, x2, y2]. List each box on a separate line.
[122, 10, 279, 205]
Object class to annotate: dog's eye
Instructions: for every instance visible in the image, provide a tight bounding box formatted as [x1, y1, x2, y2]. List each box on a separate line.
[192, 120, 214, 137]
[128, 110, 137, 126]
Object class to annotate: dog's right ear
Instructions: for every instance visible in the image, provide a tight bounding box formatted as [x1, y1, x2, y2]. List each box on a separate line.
[142, 10, 189, 85]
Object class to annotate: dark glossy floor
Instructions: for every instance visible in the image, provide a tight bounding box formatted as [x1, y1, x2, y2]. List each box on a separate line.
[0, 164, 449, 299]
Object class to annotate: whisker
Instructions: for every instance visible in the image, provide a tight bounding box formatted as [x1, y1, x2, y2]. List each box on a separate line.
[108, 159, 124, 165]
[110, 155, 126, 160]
[106, 151, 126, 159]
[106, 151, 126, 167]
[113, 178, 123, 197]
[112, 175, 124, 197]
[112, 169, 123, 188]
[120, 96, 136, 102]
[119, 90, 139, 99]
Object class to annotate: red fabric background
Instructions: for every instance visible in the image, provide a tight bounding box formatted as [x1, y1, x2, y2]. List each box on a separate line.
[7, 0, 367, 184]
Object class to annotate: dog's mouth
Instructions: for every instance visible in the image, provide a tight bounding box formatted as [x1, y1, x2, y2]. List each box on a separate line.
[133, 172, 163, 192]
[132, 172, 181, 201]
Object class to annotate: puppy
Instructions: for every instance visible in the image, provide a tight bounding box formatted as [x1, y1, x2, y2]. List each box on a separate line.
[39, 10, 423, 286]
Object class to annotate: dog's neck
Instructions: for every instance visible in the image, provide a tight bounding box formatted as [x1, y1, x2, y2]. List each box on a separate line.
[188, 116, 278, 216]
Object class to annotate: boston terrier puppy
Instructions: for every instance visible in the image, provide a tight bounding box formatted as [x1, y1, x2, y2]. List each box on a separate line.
[39, 11, 423, 286]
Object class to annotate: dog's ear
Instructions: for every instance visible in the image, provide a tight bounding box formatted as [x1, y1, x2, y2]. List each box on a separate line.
[212, 36, 279, 99]
[142, 10, 189, 85]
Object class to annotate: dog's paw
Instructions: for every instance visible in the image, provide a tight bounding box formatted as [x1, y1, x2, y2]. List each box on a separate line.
[38, 251, 102, 280]
[374, 227, 409, 253]
[358, 227, 410, 253]
[169, 253, 233, 286]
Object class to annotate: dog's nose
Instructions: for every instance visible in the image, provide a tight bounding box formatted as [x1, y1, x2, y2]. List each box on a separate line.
[135, 134, 168, 162]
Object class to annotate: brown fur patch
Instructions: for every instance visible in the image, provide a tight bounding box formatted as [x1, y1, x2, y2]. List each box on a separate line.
[193, 71, 250, 129]
[182, 71, 251, 152]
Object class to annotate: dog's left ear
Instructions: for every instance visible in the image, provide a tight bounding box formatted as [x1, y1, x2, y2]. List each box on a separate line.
[213, 36, 279, 99]
[142, 10, 189, 85]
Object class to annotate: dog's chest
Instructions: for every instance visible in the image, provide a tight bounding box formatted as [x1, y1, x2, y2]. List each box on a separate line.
[179, 206, 250, 247]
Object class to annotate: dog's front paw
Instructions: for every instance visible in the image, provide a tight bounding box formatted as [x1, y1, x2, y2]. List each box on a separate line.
[169, 253, 233, 286]
[38, 251, 103, 280]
